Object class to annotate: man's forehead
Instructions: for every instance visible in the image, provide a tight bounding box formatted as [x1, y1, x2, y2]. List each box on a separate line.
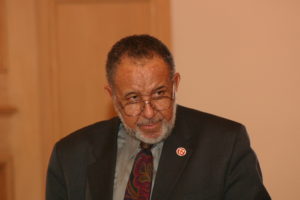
[114, 56, 170, 76]
[112, 56, 171, 93]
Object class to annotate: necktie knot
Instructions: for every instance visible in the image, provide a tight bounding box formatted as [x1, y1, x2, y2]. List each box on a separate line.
[140, 142, 153, 150]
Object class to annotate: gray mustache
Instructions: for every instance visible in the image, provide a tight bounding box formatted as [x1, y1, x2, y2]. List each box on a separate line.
[137, 118, 162, 126]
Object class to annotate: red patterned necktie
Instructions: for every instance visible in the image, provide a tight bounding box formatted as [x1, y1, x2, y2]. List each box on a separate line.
[124, 142, 153, 200]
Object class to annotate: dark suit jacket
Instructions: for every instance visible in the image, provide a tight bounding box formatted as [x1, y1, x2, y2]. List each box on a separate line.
[46, 105, 271, 200]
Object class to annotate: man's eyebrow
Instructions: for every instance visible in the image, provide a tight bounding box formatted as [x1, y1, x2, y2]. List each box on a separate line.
[153, 86, 167, 92]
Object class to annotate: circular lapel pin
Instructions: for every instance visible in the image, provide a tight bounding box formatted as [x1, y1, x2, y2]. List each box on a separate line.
[176, 147, 187, 157]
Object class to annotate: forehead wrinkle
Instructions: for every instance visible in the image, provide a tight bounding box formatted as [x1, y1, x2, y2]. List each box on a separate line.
[123, 71, 160, 95]
[130, 65, 168, 93]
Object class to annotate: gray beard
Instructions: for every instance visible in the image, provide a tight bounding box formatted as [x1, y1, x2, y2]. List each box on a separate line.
[115, 102, 177, 144]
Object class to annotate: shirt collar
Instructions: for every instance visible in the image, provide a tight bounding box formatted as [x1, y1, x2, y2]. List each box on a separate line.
[118, 124, 164, 161]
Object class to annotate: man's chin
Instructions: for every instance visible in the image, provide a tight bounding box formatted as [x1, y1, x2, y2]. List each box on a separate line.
[135, 130, 169, 144]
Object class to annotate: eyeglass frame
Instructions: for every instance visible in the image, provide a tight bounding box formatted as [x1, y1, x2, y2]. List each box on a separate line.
[115, 82, 176, 117]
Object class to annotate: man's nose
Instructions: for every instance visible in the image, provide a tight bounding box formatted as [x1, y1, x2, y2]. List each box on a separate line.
[142, 101, 155, 119]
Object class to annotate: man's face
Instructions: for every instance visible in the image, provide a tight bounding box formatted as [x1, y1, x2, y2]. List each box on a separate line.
[107, 56, 180, 144]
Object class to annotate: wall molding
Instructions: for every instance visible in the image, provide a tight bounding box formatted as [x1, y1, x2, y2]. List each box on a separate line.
[0, 154, 13, 200]
[0, 0, 8, 73]
[0, 105, 17, 115]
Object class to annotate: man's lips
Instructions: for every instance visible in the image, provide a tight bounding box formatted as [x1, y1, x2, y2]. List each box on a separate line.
[138, 120, 161, 131]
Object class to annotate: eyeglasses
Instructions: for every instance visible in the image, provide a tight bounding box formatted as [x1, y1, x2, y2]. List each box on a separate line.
[118, 86, 175, 117]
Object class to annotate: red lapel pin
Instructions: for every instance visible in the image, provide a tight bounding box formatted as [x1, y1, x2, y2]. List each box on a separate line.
[176, 147, 187, 157]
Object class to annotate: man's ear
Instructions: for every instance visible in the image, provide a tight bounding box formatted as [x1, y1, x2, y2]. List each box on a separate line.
[173, 72, 181, 91]
[104, 85, 113, 97]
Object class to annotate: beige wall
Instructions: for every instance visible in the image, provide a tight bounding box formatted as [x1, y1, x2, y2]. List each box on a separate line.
[171, 0, 300, 199]
[5, 0, 44, 199]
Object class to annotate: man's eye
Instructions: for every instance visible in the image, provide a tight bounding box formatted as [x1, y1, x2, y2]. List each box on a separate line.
[155, 90, 166, 96]
[127, 95, 140, 102]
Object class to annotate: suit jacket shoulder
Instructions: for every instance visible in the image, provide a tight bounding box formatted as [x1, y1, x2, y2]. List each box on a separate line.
[175, 105, 248, 145]
[46, 117, 120, 200]
[55, 117, 120, 155]
[152, 105, 271, 200]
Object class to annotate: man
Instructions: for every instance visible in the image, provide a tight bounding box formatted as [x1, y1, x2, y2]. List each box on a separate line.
[46, 35, 271, 200]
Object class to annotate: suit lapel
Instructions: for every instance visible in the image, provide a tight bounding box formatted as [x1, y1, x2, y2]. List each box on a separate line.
[151, 106, 194, 200]
[85, 106, 195, 200]
[86, 118, 120, 200]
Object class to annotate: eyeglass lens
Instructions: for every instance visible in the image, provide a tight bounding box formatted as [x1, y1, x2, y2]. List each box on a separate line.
[123, 97, 172, 116]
